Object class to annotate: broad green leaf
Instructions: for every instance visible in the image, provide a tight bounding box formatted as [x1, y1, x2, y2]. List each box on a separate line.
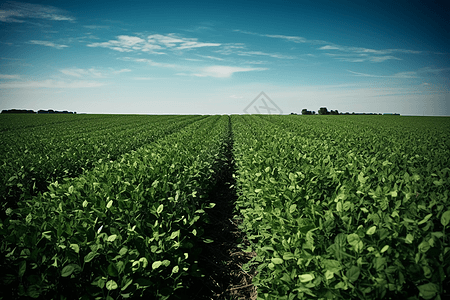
[418, 283, 439, 300]
[418, 241, 430, 253]
[405, 234, 414, 244]
[157, 204, 164, 214]
[298, 274, 314, 282]
[70, 244, 79, 253]
[139, 257, 148, 268]
[107, 234, 117, 242]
[18, 261, 26, 277]
[68, 186, 74, 193]
[289, 204, 297, 214]
[418, 213, 433, 225]
[172, 266, 179, 273]
[346, 266, 360, 282]
[358, 172, 366, 184]
[119, 246, 128, 256]
[255, 189, 262, 193]
[106, 280, 118, 290]
[441, 210, 450, 227]
[84, 251, 96, 263]
[380, 245, 389, 253]
[107, 263, 118, 277]
[82, 200, 88, 208]
[61, 265, 74, 277]
[366, 226, 376, 235]
[271, 257, 284, 264]
[347, 233, 360, 246]
[152, 261, 162, 269]
[283, 252, 295, 260]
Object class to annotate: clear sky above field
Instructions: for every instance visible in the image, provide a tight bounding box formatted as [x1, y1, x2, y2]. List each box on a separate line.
[0, 0, 449, 115]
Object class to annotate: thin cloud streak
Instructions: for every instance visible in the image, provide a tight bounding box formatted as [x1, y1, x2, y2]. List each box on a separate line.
[87, 34, 221, 54]
[348, 70, 418, 78]
[29, 40, 68, 49]
[0, 79, 105, 89]
[0, 1, 75, 23]
[0, 74, 21, 79]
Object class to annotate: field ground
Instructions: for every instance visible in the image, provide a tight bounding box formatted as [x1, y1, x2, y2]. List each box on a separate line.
[1, 114, 449, 299]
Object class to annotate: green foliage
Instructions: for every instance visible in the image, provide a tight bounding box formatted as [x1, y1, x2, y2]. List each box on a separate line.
[0, 115, 229, 299]
[232, 115, 450, 299]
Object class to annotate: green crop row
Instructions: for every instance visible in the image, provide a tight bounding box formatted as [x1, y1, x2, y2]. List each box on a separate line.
[232, 115, 450, 300]
[0, 115, 205, 215]
[0, 115, 229, 299]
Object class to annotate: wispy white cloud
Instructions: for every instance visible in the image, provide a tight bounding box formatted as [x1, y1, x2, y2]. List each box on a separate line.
[348, 70, 417, 78]
[0, 1, 75, 23]
[60, 68, 131, 78]
[0, 74, 21, 79]
[88, 33, 221, 54]
[29, 40, 68, 49]
[125, 56, 266, 78]
[369, 55, 401, 62]
[237, 51, 296, 59]
[235, 29, 423, 63]
[0, 79, 104, 89]
[191, 66, 267, 78]
[83, 25, 110, 30]
[197, 55, 225, 61]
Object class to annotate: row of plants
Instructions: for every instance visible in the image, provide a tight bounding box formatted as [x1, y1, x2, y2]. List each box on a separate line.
[231, 115, 450, 299]
[0, 115, 229, 299]
[0, 115, 205, 217]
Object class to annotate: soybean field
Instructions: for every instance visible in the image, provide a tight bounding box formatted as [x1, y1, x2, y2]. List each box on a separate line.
[1, 114, 449, 300]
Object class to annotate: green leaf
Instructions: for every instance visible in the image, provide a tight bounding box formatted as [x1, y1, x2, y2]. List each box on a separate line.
[70, 244, 79, 254]
[84, 251, 96, 263]
[418, 213, 433, 225]
[358, 172, 366, 184]
[283, 252, 296, 260]
[68, 186, 74, 194]
[108, 263, 118, 277]
[172, 266, 179, 274]
[405, 234, 414, 244]
[152, 261, 162, 269]
[18, 261, 26, 277]
[418, 241, 430, 253]
[271, 257, 284, 264]
[61, 265, 74, 277]
[106, 280, 118, 290]
[441, 210, 450, 227]
[119, 246, 128, 256]
[139, 257, 148, 268]
[157, 204, 164, 214]
[418, 283, 439, 300]
[347, 233, 360, 247]
[380, 245, 389, 253]
[289, 204, 297, 214]
[298, 274, 314, 282]
[366, 226, 376, 235]
[82, 200, 88, 208]
[106, 200, 113, 209]
[346, 266, 360, 282]
[107, 234, 117, 242]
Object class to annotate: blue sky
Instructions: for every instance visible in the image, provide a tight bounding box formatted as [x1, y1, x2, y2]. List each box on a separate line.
[1, 0, 449, 115]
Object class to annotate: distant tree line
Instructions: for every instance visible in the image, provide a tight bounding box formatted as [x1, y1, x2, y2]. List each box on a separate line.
[292, 107, 399, 116]
[1, 109, 76, 114]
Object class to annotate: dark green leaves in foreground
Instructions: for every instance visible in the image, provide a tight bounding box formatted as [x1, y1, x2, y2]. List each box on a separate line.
[232, 115, 450, 300]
